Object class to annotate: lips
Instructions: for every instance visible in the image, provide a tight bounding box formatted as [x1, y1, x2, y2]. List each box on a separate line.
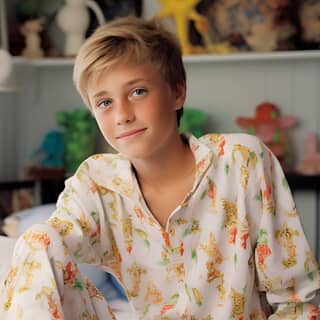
[116, 128, 147, 139]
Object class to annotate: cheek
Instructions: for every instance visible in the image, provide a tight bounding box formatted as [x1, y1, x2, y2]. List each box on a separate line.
[144, 97, 175, 120]
[94, 114, 113, 138]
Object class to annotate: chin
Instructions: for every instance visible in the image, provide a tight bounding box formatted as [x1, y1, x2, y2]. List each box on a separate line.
[120, 144, 158, 161]
[109, 138, 153, 159]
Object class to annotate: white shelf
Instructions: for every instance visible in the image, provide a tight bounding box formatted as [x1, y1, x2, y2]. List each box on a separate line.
[183, 50, 320, 63]
[13, 56, 75, 66]
[12, 50, 320, 66]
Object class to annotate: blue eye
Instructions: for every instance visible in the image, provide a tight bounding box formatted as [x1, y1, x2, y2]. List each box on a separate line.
[98, 100, 111, 108]
[132, 88, 147, 96]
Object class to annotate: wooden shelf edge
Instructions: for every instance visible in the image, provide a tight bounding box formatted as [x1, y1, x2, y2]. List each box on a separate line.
[183, 50, 320, 63]
[13, 57, 75, 66]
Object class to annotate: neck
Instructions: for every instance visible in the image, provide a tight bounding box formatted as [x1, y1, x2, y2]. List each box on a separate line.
[132, 134, 195, 190]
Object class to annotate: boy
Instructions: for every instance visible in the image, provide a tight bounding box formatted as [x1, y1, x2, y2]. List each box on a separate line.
[1, 17, 319, 319]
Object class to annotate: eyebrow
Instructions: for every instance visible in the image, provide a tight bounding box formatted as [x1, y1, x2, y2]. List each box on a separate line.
[92, 78, 147, 99]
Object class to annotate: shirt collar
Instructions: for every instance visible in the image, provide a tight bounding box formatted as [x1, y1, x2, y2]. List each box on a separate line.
[181, 133, 215, 204]
[96, 134, 214, 200]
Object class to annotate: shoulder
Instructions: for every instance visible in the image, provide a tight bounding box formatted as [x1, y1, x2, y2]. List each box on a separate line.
[199, 133, 269, 176]
[199, 132, 265, 154]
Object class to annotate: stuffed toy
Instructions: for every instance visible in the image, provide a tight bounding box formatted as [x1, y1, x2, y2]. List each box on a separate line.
[157, 0, 208, 54]
[236, 102, 297, 171]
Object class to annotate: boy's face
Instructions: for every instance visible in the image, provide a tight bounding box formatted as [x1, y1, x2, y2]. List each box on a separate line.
[87, 62, 186, 160]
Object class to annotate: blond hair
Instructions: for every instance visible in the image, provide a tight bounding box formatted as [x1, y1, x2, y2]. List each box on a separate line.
[73, 16, 186, 123]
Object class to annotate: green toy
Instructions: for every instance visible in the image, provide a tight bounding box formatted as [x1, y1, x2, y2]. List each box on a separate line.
[179, 107, 208, 138]
[56, 108, 98, 174]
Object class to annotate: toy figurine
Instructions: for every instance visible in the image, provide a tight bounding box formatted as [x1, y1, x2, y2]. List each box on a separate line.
[236, 102, 297, 171]
[20, 17, 45, 58]
[55, 0, 105, 56]
[157, 0, 207, 54]
[296, 133, 320, 175]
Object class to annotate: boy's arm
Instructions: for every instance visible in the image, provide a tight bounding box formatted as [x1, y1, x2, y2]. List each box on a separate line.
[48, 161, 110, 264]
[253, 143, 320, 319]
[0, 161, 113, 319]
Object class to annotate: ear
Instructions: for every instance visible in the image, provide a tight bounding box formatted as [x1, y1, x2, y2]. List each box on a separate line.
[174, 83, 186, 110]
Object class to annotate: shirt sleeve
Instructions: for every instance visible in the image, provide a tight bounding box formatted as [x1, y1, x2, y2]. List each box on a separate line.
[48, 161, 111, 265]
[0, 161, 115, 319]
[253, 142, 320, 319]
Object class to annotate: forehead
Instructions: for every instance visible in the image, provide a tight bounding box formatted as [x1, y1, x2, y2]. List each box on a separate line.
[87, 62, 165, 93]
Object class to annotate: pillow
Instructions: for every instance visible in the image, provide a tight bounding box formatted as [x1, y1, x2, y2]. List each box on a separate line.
[2, 203, 55, 238]
[2, 204, 127, 301]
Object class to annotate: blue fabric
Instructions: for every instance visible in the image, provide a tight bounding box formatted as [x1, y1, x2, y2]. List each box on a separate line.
[109, 274, 127, 298]
[78, 264, 127, 301]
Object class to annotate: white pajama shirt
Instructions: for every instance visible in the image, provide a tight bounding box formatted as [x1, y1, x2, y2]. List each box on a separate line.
[1, 133, 319, 319]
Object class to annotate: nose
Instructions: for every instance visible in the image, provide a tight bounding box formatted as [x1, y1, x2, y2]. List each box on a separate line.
[115, 100, 135, 125]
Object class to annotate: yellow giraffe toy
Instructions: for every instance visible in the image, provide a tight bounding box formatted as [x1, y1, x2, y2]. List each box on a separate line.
[157, 0, 208, 54]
